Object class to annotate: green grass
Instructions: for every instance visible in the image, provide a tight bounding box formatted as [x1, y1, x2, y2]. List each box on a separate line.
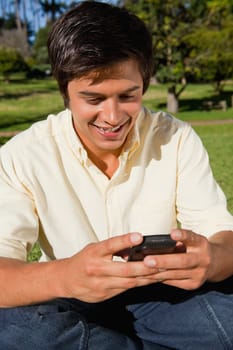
[0, 137, 10, 146]
[0, 78, 64, 131]
[143, 82, 233, 121]
[193, 124, 233, 215]
[0, 78, 232, 260]
[27, 242, 42, 262]
[0, 78, 232, 131]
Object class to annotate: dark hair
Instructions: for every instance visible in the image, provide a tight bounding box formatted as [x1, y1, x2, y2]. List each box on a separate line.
[47, 1, 153, 106]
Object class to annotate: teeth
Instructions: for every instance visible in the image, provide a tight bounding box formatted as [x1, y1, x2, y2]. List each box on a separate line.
[98, 125, 121, 132]
[110, 125, 121, 132]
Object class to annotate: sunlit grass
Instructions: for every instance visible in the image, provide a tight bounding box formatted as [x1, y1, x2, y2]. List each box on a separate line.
[194, 124, 233, 214]
[143, 82, 233, 122]
[0, 78, 64, 130]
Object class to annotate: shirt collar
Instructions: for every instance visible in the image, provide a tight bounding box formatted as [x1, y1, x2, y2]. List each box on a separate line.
[66, 109, 88, 164]
[121, 107, 144, 160]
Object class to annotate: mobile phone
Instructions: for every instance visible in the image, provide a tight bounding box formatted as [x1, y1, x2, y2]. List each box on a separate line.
[128, 234, 177, 261]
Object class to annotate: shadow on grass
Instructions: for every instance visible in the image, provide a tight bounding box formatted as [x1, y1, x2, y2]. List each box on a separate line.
[0, 78, 58, 100]
[0, 92, 39, 99]
[157, 90, 233, 112]
[0, 137, 11, 146]
[0, 114, 45, 128]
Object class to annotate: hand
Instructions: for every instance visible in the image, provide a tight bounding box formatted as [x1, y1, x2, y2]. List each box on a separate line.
[58, 232, 165, 302]
[143, 229, 213, 290]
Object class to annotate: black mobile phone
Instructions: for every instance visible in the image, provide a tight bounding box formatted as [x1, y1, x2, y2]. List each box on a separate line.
[128, 234, 177, 261]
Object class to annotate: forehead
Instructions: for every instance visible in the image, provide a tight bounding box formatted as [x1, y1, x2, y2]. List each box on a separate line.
[79, 59, 142, 85]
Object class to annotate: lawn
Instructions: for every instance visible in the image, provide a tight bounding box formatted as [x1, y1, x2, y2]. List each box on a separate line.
[143, 82, 233, 121]
[0, 77, 63, 131]
[0, 78, 232, 260]
[144, 82, 233, 121]
[193, 124, 233, 214]
[0, 78, 233, 131]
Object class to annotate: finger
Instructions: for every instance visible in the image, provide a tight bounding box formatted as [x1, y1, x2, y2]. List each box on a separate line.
[162, 277, 203, 290]
[141, 268, 192, 282]
[97, 232, 143, 257]
[136, 271, 195, 288]
[94, 258, 159, 278]
[171, 229, 201, 247]
[144, 251, 197, 270]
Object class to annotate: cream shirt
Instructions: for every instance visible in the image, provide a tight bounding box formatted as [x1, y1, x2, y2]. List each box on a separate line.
[0, 108, 232, 261]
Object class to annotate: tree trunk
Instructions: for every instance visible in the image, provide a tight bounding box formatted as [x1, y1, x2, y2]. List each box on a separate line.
[167, 86, 179, 114]
[14, 0, 22, 30]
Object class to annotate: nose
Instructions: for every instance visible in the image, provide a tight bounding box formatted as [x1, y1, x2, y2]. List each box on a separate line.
[101, 98, 122, 125]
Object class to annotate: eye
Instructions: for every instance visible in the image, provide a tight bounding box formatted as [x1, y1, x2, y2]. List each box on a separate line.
[86, 97, 103, 105]
[120, 94, 135, 101]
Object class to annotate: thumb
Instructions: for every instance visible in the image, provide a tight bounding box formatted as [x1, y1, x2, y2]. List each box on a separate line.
[100, 232, 143, 257]
[171, 229, 199, 247]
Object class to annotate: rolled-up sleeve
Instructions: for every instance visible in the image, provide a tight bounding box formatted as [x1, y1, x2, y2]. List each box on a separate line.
[176, 125, 233, 236]
[0, 146, 39, 261]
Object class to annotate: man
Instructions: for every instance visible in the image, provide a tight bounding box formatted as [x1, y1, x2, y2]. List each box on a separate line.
[0, 1, 233, 349]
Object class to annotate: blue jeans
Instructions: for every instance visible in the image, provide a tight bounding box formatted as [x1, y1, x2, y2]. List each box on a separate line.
[0, 278, 233, 350]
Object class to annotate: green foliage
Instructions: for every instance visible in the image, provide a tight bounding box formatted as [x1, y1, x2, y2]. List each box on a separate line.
[124, 0, 233, 107]
[0, 13, 17, 30]
[0, 47, 28, 82]
[123, 0, 209, 111]
[39, 1, 68, 23]
[33, 25, 52, 65]
[124, 0, 207, 84]
[184, 0, 233, 92]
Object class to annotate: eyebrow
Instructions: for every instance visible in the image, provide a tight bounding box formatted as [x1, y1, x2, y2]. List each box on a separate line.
[78, 85, 141, 97]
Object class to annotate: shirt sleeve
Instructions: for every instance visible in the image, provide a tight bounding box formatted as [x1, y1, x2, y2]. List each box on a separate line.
[176, 124, 233, 237]
[0, 145, 39, 261]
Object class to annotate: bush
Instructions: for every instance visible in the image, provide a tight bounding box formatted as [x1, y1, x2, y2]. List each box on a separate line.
[0, 46, 28, 82]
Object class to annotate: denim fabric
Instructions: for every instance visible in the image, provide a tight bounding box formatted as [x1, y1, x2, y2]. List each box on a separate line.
[0, 298, 167, 350]
[126, 278, 233, 350]
[0, 302, 89, 350]
[127, 291, 233, 349]
[0, 279, 233, 349]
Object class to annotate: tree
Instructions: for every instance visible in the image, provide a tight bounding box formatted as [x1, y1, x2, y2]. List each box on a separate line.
[184, 0, 233, 94]
[39, 0, 67, 24]
[32, 1, 75, 65]
[0, 2, 31, 57]
[0, 1, 68, 50]
[14, 0, 22, 31]
[0, 46, 28, 81]
[123, 0, 208, 113]
[33, 24, 52, 64]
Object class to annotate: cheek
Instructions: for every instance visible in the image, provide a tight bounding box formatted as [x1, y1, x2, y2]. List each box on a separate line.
[70, 102, 95, 123]
[126, 101, 142, 117]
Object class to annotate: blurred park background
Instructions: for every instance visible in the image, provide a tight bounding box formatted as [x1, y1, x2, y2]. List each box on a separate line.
[0, 0, 233, 220]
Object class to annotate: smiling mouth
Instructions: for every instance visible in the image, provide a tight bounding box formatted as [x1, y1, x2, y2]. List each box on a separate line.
[92, 121, 129, 134]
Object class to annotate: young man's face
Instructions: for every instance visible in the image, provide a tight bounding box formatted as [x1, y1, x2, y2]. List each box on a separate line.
[67, 59, 143, 157]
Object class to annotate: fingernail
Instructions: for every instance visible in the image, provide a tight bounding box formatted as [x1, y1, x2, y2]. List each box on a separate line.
[145, 259, 156, 267]
[130, 232, 142, 243]
[173, 230, 182, 239]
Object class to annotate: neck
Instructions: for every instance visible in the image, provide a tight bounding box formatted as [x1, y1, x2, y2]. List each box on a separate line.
[88, 149, 120, 179]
